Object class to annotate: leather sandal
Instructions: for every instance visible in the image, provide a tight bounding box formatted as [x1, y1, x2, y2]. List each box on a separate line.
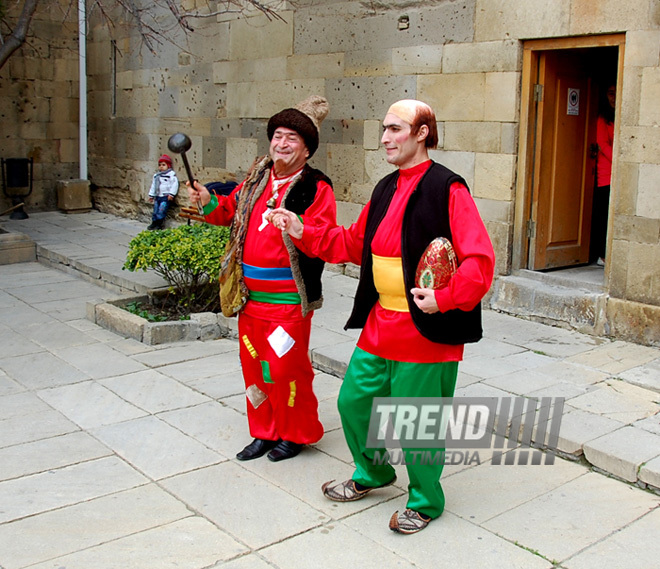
[389, 508, 432, 534]
[321, 476, 397, 502]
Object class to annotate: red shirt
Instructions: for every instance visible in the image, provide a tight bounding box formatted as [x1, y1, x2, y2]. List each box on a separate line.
[596, 115, 614, 188]
[296, 160, 495, 363]
[205, 171, 336, 321]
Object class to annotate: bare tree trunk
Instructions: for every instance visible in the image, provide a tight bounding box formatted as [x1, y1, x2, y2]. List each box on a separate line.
[0, 0, 41, 70]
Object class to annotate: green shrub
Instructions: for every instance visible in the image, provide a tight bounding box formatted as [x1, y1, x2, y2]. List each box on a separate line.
[123, 224, 230, 315]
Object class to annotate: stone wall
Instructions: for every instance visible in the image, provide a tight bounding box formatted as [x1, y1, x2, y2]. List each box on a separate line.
[0, 1, 80, 212]
[2, 0, 659, 343]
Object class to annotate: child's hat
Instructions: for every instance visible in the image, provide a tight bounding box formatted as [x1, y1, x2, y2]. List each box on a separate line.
[158, 154, 172, 166]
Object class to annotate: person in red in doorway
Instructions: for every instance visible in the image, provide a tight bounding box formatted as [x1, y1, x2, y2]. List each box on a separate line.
[269, 99, 495, 534]
[591, 83, 616, 266]
[187, 96, 336, 462]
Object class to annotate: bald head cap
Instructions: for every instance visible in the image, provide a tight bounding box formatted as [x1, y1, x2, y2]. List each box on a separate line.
[386, 99, 434, 125]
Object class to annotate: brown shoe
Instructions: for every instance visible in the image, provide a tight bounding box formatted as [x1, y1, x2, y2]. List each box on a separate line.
[321, 476, 397, 502]
[389, 508, 432, 534]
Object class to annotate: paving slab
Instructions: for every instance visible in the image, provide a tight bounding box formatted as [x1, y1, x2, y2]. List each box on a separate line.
[25, 517, 247, 569]
[99, 369, 211, 413]
[483, 472, 660, 563]
[564, 507, 660, 569]
[91, 415, 223, 480]
[0, 457, 147, 524]
[0, 485, 190, 569]
[37, 380, 148, 429]
[0, 431, 111, 481]
[162, 462, 330, 549]
[341, 505, 553, 569]
[583, 425, 660, 483]
[260, 523, 420, 569]
[442, 453, 588, 523]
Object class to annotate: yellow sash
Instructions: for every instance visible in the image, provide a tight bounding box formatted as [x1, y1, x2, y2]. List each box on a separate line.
[372, 254, 409, 312]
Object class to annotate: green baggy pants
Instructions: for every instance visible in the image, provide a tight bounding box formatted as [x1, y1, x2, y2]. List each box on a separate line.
[338, 347, 459, 519]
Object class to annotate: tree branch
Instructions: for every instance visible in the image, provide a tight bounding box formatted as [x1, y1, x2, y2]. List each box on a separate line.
[0, 0, 40, 69]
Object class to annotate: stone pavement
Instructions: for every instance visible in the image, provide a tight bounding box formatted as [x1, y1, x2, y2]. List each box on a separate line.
[0, 211, 659, 569]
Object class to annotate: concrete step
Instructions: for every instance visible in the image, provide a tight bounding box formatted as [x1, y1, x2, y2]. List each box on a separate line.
[489, 269, 607, 335]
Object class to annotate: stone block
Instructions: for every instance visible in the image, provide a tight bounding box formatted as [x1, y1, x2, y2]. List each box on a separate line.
[606, 297, 660, 348]
[58, 139, 79, 164]
[226, 138, 259, 178]
[229, 11, 293, 60]
[255, 79, 326, 118]
[0, 231, 36, 264]
[444, 121, 501, 153]
[236, 58, 288, 84]
[419, 73, 485, 121]
[364, 149, 391, 186]
[613, 161, 639, 216]
[639, 454, 660, 489]
[95, 302, 144, 342]
[554, 408, 625, 456]
[500, 122, 518, 154]
[189, 312, 221, 341]
[443, 40, 520, 74]
[392, 45, 443, 75]
[350, 184, 374, 206]
[485, 72, 519, 122]
[325, 76, 417, 121]
[293, 1, 474, 55]
[287, 53, 345, 79]
[618, 126, 660, 165]
[625, 242, 656, 303]
[344, 48, 393, 77]
[202, 137, 227, 169]
[624, 31, 660, 68]
[475, 0, 570, 42]
[583, 426, 660, 483]
[474, 197, 513, 224]
[636, 164, 660, 220]
[143, 320, 200, 345]
[217, 314, 239, 340]
[54, 58, 78, 81]
[326, 143, 365, 194]
[116, 70, 133, 91]
[570, 0, 650, 35]
[213, 61, 238, 84]
[225, 83, 258, 118]
[57, 179, 92, 213]
[336, 201, 361, 228]
[474, 153, 515, 201]
[639, 67, 660, 126]
[428, 150, 476, 189]
[612, 215, 660, 244]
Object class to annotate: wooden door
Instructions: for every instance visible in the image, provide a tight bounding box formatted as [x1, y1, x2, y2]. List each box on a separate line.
[528, 50, 598, 269]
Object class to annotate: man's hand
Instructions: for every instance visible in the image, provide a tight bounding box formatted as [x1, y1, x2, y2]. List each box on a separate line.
[167, 194, 174, 201]
[187, 180, 211, 207]
[411, 287, 439, 314]
[268, 208, 303, 239]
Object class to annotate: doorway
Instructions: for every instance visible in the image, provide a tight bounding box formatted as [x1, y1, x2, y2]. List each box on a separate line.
[515, 36, 624, 274]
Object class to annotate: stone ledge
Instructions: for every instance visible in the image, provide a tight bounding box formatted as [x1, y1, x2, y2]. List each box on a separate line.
[0, 229, 36, 264]
[87, 295, 235, 345]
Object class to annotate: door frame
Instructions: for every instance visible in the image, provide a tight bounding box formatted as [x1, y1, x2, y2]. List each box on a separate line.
[512, 34, 626, 273]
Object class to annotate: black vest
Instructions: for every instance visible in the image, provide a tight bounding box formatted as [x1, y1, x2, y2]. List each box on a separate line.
[345, 161, 483, 345]
[280, 164, 333, 313]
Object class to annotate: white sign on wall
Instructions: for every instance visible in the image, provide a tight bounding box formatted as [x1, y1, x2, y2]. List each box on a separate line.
[567, 88, 580, 116]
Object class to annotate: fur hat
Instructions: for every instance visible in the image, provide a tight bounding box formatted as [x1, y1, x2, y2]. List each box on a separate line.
[267, 95, 329, 158]
[158, 154, 172, 167]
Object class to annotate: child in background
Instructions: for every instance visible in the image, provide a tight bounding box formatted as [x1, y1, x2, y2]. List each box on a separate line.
[148, 154, 179, 230]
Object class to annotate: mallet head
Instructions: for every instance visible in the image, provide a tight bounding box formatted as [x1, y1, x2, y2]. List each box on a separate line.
[167, 133, 192, 154]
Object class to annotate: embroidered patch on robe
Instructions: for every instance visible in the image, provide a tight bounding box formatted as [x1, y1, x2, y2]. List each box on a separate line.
[268, 325, 295, 358]
[246, 384, 267, 409]
[261, 360, 274, 384]
[242, 335, 258, 359]
[288, 381, 297, 407]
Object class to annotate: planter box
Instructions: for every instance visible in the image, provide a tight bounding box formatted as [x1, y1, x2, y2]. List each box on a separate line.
[87, 295, 238, 345]
[0, 228, 36, 264]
